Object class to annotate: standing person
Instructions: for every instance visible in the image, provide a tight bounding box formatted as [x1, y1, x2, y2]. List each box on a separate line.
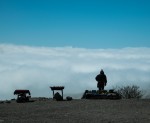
[95, 69, 107, 91]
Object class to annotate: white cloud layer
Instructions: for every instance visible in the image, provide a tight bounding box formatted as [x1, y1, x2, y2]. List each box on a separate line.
[0, 44, 150, 99]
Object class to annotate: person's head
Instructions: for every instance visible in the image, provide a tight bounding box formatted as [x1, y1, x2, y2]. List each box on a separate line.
[100, 69, 104, 74]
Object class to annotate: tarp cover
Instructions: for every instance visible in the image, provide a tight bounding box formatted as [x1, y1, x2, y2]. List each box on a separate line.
[50, 86, 64, 90]
[14, 90, 30, 95]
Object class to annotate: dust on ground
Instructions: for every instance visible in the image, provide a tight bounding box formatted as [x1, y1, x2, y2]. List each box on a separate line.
[0, 99, 150, 123]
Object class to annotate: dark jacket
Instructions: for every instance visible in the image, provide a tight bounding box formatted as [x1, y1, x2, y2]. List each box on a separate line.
[95, 73, 107, 86]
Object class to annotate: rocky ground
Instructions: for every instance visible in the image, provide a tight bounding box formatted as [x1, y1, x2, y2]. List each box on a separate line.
[0, 98, 150, 123]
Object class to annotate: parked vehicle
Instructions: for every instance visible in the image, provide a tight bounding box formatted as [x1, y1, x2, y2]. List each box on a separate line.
[14, 90, 31, 103]
[82, 89, 121, 100]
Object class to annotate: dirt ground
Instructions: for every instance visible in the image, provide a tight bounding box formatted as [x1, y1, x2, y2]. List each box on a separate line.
[0, 99, 150, 123]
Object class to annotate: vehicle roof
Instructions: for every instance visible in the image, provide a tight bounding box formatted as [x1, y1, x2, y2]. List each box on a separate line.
[14, 90, 31, 95]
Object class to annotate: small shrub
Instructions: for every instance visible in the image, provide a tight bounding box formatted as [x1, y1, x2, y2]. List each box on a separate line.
[114, 85, 143, 99]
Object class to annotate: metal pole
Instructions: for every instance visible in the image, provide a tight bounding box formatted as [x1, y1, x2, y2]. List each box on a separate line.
[62, 90, 63, 99]
[53, 90, 54, 99]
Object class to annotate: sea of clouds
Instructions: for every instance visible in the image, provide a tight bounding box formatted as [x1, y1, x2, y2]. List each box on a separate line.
[0, 44, 150, 99]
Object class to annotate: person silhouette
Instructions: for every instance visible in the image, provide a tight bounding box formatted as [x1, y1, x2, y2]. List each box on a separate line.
[95, 69, 107, 91]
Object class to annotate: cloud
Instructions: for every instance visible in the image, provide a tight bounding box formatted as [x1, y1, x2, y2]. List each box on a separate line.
[0, 44, 150, 99]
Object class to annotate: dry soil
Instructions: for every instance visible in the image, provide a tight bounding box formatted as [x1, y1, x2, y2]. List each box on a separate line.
[0, 99, 150, 123]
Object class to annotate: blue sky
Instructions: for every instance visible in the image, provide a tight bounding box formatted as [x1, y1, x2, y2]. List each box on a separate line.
[1, 0, 150, 99]
[0, 0, 150, 48]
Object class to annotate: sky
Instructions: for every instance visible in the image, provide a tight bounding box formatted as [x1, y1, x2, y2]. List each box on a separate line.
[0, 0, 150, 99]
[0, 0, 150, 48]
[0, 44, 150, 99]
